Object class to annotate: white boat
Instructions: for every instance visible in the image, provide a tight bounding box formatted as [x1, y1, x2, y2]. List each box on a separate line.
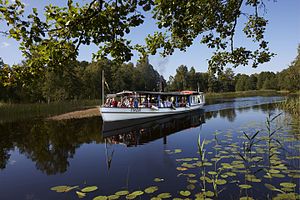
[100, 90, 205, 122]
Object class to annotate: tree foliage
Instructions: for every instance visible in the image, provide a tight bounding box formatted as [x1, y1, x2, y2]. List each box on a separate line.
[0, 0, 275, 81]
[0, 58, 164, 102]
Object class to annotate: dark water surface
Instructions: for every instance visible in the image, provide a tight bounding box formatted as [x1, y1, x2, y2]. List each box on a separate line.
[0, 96, 299, 200]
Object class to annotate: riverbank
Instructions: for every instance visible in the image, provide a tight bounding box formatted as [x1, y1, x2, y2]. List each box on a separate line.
[1, 90, 298, 122]
[47, 106, 100, 120]
[205, 90, 290, 99]
[0, 100, 100, 123]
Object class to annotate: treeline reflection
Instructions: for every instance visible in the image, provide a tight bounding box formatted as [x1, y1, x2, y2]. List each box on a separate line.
[204, 103, 278, 122]
[0, 103, 280, 175]
[0, 117, 103, 174]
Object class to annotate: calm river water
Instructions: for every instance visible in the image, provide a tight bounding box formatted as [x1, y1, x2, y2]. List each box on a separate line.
[0, 96, 299, 200]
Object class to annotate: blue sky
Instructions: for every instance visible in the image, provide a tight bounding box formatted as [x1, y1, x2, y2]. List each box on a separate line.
[0, 0, 299, 79]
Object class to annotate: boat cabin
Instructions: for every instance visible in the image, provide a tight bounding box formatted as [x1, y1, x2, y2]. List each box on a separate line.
[103, 90, 205, 109]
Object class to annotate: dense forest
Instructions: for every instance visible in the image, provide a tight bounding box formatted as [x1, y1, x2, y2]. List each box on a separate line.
[0, 45, 299, 103]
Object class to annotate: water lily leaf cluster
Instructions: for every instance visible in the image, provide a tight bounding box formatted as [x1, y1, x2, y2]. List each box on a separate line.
[49, 113, 299, 199]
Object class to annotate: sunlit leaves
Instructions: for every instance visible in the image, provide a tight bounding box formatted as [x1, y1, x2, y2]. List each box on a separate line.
[1, 0, 276, 77]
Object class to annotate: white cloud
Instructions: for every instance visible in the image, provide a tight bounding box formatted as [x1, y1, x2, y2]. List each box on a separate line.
[1, 42, 10, 48]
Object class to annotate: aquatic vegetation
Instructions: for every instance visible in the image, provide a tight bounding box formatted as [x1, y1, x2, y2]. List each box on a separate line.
[280, 96, 300, 117]
[49, 112, 299, 199]
[81, 186, 98, 193]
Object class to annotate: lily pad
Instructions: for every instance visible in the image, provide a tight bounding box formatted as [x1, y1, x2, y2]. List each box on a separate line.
[125, 194, 137, 200]
[200, 176, 213, 183]
[65, 186, 79, 192]
[216, 179, 227, 185]
[203, 162, 213, 166]
[181, 163, 195, 168]
[186, 184, 195, 190]
[154, 178, 164, 182]
[269, 169, 280, 174]
[288, 174, 300, 178]
[274, 193, 299, 200]
[221, 163, 233, 169]
[225, 172, 236, 177]
[82, 186, 98, 193]
[107, 195, 120, 200]
[50, 185, 71, 193]
[204, 191, 214, 197]
[187, 174, 196, 178]
[93, 196, 108, 200]
[271, 174, 285, 178]
[174, 149, 182, 153]
[76, 191, 86, 198]
[150, 198, 161, 200]
[131, 191, 144, 196]
[239, 184, 252, 189]
[115, 190, 129, 196]
[281, 187, 294, 192]
[220, 174, 228, 178]
[180, 190, 191, 197]
[157, 193, 172, 198]
[145, 186, 158, 194]
[187, 179, 197, 184]
[208, 171, 217, 175]
[176, 167, 188, 171]
[279, 182, 296, 188]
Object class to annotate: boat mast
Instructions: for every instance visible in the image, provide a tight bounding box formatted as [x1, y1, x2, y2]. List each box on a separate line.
[102, 70, 104, 106]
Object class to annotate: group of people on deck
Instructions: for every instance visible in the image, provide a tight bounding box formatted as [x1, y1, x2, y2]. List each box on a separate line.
[105, 97, 133, 108]
[104, 96, 188, 108]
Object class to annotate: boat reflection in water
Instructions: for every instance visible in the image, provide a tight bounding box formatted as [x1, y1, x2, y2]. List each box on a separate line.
[102, 109, 205, 147]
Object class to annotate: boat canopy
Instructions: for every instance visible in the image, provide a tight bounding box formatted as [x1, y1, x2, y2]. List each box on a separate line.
[106, 90, 203, 97]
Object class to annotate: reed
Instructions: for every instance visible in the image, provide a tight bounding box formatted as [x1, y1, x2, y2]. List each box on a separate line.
[280, 96, 300, 117]
[0, 99, 101, 123]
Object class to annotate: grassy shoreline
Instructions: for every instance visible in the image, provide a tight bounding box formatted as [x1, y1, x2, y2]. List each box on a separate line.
[0, 100, 101, 123]
[1, 90, 299, 123]
[205, 90, 291, 99]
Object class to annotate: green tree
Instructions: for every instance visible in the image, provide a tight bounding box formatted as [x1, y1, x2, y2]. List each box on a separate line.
[0, 0, 275, 82]
[135, 57, 161, 91]
[208, 73, 220, 93]
[170, 65, 188, 91]
[235, 74, 253, 91]
[277, 44, 300, 91]
[218, 68, 235, 92]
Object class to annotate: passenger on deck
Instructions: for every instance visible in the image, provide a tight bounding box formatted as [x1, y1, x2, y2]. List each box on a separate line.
[123, 97, 130, 107]
[165, 99, 171, 108]
[105, 98, 112, 107]
[112, 98, 118, 107]
[134, 98, 139, 108]
[180, 97, 186, 107]
[159, 99, 164, 108]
